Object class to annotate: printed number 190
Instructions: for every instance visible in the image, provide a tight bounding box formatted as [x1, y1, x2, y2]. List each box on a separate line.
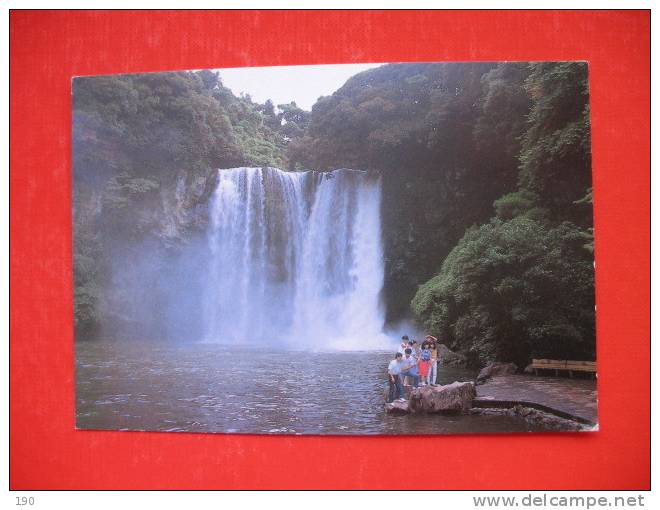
[16, 497, 34, 506]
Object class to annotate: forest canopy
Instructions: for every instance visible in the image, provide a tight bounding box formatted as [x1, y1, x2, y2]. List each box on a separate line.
[73, 63, 594, 367]
[73, 70, 295, 337]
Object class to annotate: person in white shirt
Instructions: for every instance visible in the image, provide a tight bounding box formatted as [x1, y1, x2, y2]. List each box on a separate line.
[387, 352, 405, 402]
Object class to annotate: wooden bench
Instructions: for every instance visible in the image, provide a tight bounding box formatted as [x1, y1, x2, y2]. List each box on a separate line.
[531, 359, 597, 378]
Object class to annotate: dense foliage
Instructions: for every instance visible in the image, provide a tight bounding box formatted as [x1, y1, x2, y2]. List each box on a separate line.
[74, 63, 595, 367]
[411, 218, 595, 367]
[287, 62, 535, 322]
[288, 61, 594, 366]
[73, 70, 291, 336]
[518, 62, 592, 225]
[408, 62, 594, 366]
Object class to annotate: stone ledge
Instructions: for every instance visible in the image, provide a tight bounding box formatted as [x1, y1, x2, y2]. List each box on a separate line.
[470, 404, 592, 432]
[472, 397, 597, 427]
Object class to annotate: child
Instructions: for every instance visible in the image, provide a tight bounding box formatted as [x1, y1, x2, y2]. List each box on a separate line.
[419, 343, 432, 385]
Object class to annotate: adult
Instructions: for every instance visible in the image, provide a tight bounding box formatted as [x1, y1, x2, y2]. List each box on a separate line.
[387, 352, 405, 402]
[425, 335, 439, 385]
[400, 348, 420, 389]
[397, 336, 411, 385]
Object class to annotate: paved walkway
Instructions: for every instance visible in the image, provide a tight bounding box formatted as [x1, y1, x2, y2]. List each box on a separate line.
[476, 374, 598, 424]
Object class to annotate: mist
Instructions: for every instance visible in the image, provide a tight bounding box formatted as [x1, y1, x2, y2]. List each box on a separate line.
[91, 166, 399, 351]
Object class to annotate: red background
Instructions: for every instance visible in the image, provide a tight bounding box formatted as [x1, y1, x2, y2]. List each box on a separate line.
[10, 10, 650, 489]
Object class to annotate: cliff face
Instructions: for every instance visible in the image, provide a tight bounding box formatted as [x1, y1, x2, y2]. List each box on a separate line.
[72, 70, 287, 340]
[74, 168, 219, 341]
[73, 63, 595, 365]
[139, 170, 218, 244]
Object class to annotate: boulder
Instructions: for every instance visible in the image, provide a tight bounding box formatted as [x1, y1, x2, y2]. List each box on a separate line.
[436, 344, 467, 366]
[408, 381, 476, 414]
[384, 399, 410, 414]
[476, 362, 518, 385]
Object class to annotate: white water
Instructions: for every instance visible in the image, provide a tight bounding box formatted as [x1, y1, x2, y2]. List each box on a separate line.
[203, 167, 390, 350]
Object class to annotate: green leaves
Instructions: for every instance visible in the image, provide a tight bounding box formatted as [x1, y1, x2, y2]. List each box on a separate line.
[72, 70, 293, 335]
[72, 63, 595, 353]
[412, 218, 595, 366]
[286, 62, 534, 321]
[411, 62, 594, 366]
[518, 62, 592, 224]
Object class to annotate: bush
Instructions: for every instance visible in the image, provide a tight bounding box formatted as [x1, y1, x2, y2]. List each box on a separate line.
[412, 216, 595, 367]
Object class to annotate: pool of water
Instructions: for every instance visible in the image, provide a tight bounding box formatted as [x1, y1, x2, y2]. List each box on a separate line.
[76, 341, 550, 435]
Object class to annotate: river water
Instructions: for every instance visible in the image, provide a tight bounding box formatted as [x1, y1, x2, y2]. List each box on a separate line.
[76, 342, 551, 435]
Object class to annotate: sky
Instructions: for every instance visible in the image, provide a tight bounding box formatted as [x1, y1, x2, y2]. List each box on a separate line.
[216, 63, 385, 111]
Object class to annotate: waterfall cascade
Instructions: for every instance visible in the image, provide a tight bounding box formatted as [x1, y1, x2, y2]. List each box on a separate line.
[203, 167, 390, 350]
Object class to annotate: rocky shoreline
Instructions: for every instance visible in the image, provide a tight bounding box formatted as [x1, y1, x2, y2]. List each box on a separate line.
[384, 361, 595, 432]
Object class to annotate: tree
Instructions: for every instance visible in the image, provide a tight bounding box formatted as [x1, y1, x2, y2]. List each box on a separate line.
[411, 62, 595, 365]
[411, 217, 595, 367]
[276, 102, 311, 143]
[286, 62, 533, 322]
[73, 70, 289, 336]
[518, 62, 592, 227]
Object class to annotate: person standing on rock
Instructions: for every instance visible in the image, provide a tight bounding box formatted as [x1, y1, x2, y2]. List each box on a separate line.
[397, 336, 411, 385]
[400, 348, 420, 389]
[425, 335, 439, 385]
[419, 343, 432, 386]
[408, 340, 421, 387]
[397, 335, 410, 355]
[387, 352, 405, 402]
[409, 339, 421, 360]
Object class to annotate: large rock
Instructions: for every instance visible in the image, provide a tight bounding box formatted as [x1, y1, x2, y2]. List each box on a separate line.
[436, 344, 467, 366]
[476, 362, 518, 385]
[408, 381, 476, 414]
[384, 399, 410, 414]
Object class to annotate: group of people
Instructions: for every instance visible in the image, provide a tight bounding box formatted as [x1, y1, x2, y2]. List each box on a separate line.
[386, 335, 440, 403]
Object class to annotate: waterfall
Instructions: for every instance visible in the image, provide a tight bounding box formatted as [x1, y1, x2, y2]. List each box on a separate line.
[203, 167, 389, 350]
